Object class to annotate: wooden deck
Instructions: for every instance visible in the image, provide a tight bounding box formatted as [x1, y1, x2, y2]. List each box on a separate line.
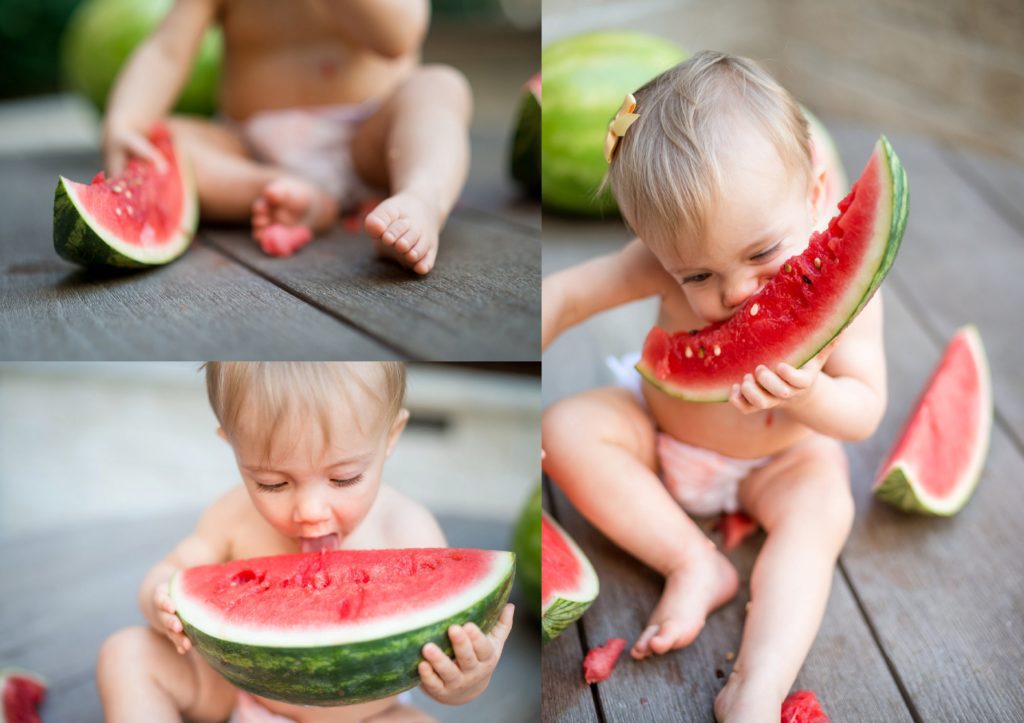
[540, 122, 1024, 722]
[0, 509, 541, 723]
[0, 28, 540, 362]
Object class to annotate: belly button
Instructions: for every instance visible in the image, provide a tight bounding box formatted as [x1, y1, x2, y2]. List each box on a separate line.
[318, 58, 338, 78]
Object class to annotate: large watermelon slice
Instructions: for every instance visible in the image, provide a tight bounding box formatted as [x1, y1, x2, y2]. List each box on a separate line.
[1, 668, 47, 723]
[169, 548, 514, 705]
[512, 483, 542, 617]
[638, 136, 908, 401]
[541, 510, 599, 641]
[53, 123, 198, 268]
[873, 326, 992, 515]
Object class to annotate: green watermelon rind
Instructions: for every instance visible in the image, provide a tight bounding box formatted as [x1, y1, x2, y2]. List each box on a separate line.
[873, 326, 992, 516]
[541, 511, 599, 642]
[53, 144, 198, 269]
[509, 76, 541, 199]
[637, 135, 909, 402]
[512, 484, 542, 618]
[171, 554, 514, 706]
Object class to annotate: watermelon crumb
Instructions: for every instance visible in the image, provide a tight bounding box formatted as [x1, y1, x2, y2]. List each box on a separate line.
[583, 638, 626, 684]
[781, 690, 829, 723]
[717, 512, 759, 551]
[1, 668, 47, 723]
[259, 224, 313, 257]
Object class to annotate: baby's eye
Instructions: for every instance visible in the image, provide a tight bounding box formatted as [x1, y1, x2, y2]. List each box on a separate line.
[751, 243, 780, 261]
[330, 474, 364, 488]
[256, 481, 287, 492]
[682, 272, 711, 285]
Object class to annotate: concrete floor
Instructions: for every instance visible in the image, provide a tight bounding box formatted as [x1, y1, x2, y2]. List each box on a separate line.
[0, 363, 540, 540]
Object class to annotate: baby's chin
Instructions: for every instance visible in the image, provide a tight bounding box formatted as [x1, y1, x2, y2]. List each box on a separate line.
[297, 532, 341, 553]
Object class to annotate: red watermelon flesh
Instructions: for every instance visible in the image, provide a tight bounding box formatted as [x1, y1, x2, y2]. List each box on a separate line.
[781, 690, 830, 722]
[1, 668, 46, 723]
[873, 326, 992, 515]
[54, 123, 198, 267]
[717, 512, 759, 551]
[638, 136, 908, 402]
[541, 511, 599, 641]
[173, 548, 509, 643]
[583, 637, 626, 684]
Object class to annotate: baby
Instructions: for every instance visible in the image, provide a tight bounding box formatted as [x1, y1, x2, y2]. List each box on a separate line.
[542, 52, 887, 722]
[96, 362, 514, 723]
[103, 0, 472, 273]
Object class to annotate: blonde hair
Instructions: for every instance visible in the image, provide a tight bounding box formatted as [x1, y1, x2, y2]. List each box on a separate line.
[204, 362, 406, 456]
[607, 50, 812, 254]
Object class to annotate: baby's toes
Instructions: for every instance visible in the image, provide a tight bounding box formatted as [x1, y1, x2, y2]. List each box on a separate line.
[383, 219, 412, 249]
[399, 231, 424, 261]
[365, 202, 399, 239]
[413, 239, 438, 275]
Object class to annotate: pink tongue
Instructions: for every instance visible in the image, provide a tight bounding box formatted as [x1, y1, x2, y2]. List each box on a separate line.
[300, 534, 340, 553]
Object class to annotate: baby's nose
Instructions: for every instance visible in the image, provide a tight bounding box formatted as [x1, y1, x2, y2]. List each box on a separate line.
[722, 275, 759, 310]
[293, 491, 330, 523]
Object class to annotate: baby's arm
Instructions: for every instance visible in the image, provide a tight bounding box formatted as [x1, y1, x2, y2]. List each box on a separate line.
[543, 239, 671, 351]
[380, 489, 515, 706]
[313, 0, 428, 58]
[732, 292, 887, 441]
[103, 0, 219, 174]
[139, 493, 233, 654]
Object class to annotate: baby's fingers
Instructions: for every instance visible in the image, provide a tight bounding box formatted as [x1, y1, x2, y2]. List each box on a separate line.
[449, 625, 479, 671]
[754, 365, 793, 400]
[421, 642, 460, 685]
[465, 623, 495, 663]
[487, 604, 515, 647]
[776, 362, 815, 389]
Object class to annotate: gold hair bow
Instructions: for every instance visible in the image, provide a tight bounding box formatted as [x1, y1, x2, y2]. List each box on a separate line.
[604, 93, 640, 164]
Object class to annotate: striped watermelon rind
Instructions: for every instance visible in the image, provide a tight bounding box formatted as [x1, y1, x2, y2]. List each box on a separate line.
[53, 126, 198, 268]
[542, 511, 599, 642]
[873, 326, 992, 516]
[637, 135, 908, 402]
[170, 550, 514, 706]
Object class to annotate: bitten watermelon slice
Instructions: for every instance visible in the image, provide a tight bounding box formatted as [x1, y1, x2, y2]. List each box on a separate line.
[873, 326, 992, 515]
[53, 123, 198, 268]
[169, 548, 514, 705]
[1, 668, 47, 723]
[638, 136, 908, 401]
[781, 690, 830, 722]
[541, 510, 599, 641]
[582, 637, 626, 683]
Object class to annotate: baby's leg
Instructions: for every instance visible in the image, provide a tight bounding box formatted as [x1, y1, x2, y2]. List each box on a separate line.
[351, 64, 472, 274]
[714, 436, 853, 723]
[543, 387, 739, 659]
[96, 625, 235, 723]
[167, 117, 337, 252]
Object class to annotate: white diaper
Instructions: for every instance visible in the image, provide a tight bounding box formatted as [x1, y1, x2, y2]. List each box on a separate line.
[229, 690, 415, 723]
[237, 101, 380, 208]
[606, 353, 771, 516]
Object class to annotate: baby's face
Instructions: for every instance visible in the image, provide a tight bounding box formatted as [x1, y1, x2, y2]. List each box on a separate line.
[655, 129, 823, 326]
[227, 386, 405, 552]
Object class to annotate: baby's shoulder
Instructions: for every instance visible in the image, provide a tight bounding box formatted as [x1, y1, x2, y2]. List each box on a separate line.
[371, 485, 446, 549]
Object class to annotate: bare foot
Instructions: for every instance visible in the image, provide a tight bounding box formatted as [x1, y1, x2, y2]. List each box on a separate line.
[363, 701, 438, 723]
[364, 190, 441, 275]
[631, 544, 738, 660]
[251, 177, 337, 257]
[714, 669, 784, 723]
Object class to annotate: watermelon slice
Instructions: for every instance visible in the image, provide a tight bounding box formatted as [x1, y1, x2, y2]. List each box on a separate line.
[717, 512, 759, 551]
[1, 668, 46, 723]
[169, 548, 514, 705]
[582, 637, 626, 683]
[873, 326, 992, 515]
[781, 690, 830, 722]
[509, 72, 541, 199]
[541, 510, 599, 641]
[53, 123, 198, 268]
[638, 136, 909, 401]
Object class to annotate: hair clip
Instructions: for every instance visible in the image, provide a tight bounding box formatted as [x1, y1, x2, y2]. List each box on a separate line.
[604, 93, 640, 164]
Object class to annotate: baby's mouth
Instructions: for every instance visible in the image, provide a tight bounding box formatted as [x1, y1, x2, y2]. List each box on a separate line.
[299, 533, 340, 553]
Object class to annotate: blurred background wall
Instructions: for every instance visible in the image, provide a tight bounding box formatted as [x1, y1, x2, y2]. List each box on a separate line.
[544, 0, 1024, 163]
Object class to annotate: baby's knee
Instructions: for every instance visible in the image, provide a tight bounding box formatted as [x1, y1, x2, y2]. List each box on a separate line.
[410, 64, 473, 117]
[97, 626, 159, 680]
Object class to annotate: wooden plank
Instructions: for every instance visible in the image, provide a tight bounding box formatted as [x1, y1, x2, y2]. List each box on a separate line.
[827, 123, 1024, 442]
[540, 479, 599, 723]
[944, 146, 1024, 241]
[838, 292, 1024, 720]
[0, 151, 394, 360]
[0, 509, 539, 723]
[203, 208, 540, 361]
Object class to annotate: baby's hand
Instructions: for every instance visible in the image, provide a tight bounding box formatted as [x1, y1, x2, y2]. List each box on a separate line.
[729, 339, 838, 415]
[154, 583, 192, 655]
[418, 603, 514, 705]
[103, 123, 168, 177]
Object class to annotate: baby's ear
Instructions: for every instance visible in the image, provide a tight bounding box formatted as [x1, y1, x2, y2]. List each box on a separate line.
[385, 409, 410, 457]
[215, 427, 228, 442]
[809, 165, 829, 223]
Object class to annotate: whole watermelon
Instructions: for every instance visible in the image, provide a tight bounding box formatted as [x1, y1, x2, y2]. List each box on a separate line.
[542, 31, 686, 216]
[61, 0, 221, 115]
[508, 73, 541, 200]
[511, 483, 542, 618]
